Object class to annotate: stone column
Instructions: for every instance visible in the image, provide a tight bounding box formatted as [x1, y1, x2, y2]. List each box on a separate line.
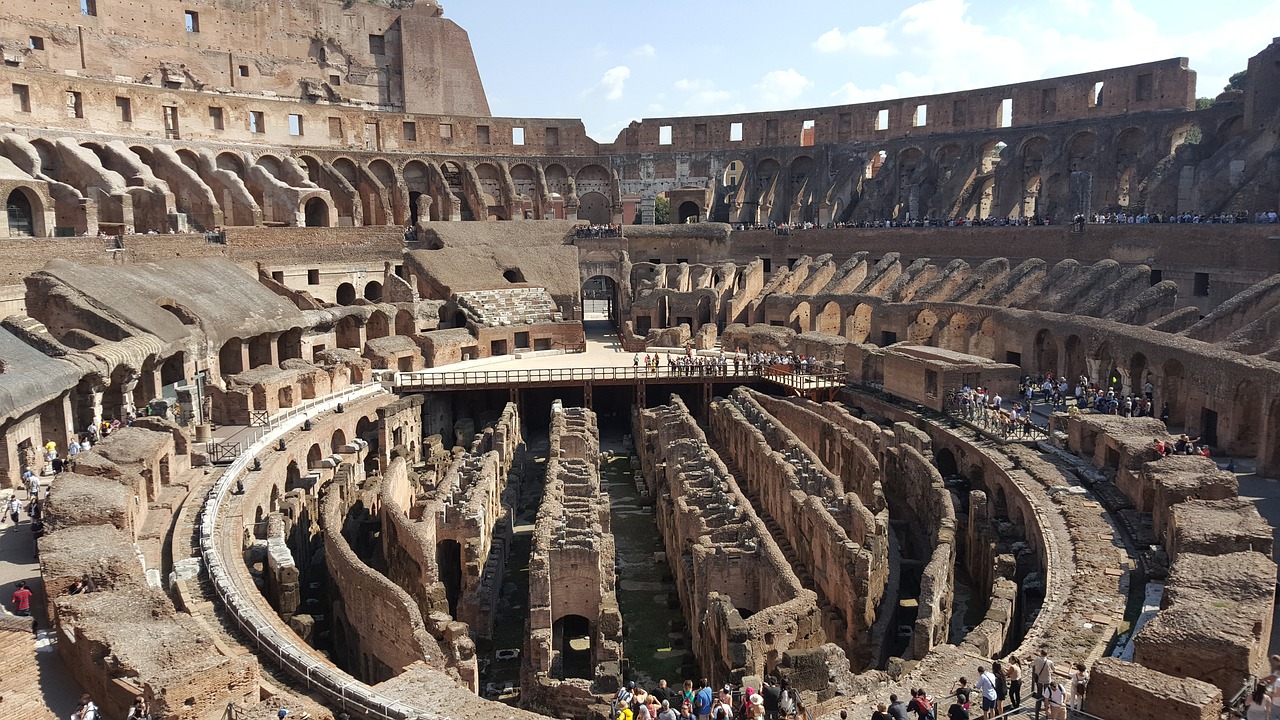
[240, 341, 253, 373]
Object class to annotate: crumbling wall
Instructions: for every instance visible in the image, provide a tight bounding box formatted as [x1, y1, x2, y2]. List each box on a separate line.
[637, 396, 828, 688]
[1133, 550, 1276, 695]
[709, 387, 888, 668]
[321, 480, 446, 685]
[1088, 657, 1222, 720]
[882, 423, 957, 659]
[526, 403, 622, 712]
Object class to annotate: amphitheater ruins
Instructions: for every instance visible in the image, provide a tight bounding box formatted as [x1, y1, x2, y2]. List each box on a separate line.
[0, 1, 1278, 719]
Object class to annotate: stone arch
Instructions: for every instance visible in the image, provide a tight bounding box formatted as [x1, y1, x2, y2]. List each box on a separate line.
[544, 164, 571, 197]
[845, 303, 873, 343]
[1065, 334, 1087, 382]
[1066, 131, 1099, 172]
[968, 317, 997, 358]
[336, 314, 362, 348]
[1034, 329, 1059, 375]
[256, 153, 286, 180]
[296, 153, 323, 184]
[1114, 127, 1148, 207]
[907, 308, 938, 345]
[336, 282, 357, 306]
[510, 163, 539, 218]
[437, 539, 463, 616]
[677, 200, 701, 224]
[578, 191, 610, 225]
[551, 613, 594, 680]
[1231, 379, 1261, 455]
[933, 144, 962, 181]
[789, 301, 812, 332]
[814, 301, 842, 335]
[402, 160, 434, 224]
[1160, 358, 1186, 426]
[366, 310, 389, 338]
[938, 312, 970, 352]
[5, 185, 45, 237]
[331, 428, 347, 453]
[722, 160, 745, 187]
[395, 308, 415, 336]
[935, 447, 958, 478]
[789, 155, 816, 223]
[363, 281, 384, 303]
[575, 164, 611, 198]
[303, 196, 330, 227]
[307, 443, 323, 468]
[1094, 340, 1120, 390]
[1128, 351, 1149, 396]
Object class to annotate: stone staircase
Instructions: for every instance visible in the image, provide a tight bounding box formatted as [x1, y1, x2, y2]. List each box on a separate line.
[455, 287, 560, 327]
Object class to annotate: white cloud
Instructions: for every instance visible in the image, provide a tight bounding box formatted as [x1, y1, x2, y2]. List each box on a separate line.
[631, 43, 656, 58]
[585, 66, 631, 101]
[813, 25, 896, 56]
[753, 69, 812, 107]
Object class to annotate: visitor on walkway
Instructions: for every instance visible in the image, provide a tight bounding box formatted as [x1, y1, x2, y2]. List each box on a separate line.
[975, 666, 998, 718]
[1041, 680, 1067, 720]
[11, 580, 32, 616]
[1004, 656, 1022, 707]
[1031, 648, 1054, 711]
[1069, 663, 1088, 711]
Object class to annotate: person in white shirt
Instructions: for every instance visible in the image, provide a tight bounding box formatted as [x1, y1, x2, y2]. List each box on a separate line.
[1042, 681, 1066, 720]
[975, 665, 998, 719]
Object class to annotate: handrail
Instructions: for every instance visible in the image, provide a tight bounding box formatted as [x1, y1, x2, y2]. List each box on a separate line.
[392, 364, 848, 390]
[196, 382, 428, 720]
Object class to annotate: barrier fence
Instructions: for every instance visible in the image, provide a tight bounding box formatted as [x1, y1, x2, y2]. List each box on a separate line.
[195, 383, 428, 720]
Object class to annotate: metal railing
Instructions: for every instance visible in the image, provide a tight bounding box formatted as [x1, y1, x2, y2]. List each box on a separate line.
[393, 363, 848, 391]
[394, 363, 768, 388]
[196, 383, 427, 720]
[942, 393, 1049, 443]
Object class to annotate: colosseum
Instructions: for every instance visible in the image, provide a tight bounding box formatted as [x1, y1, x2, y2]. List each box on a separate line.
[0, 2, 1277, 719]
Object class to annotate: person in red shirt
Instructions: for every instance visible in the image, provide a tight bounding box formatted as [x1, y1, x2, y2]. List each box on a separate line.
[12, 581, 33, 616]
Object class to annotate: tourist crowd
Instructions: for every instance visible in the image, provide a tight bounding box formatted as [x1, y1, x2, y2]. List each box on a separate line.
[576, 224, 624, 238]
[871, 650, 1088, 720]
[613, 677, 799, 720]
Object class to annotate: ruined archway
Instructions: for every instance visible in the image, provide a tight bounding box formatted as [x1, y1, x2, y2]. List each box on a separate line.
[1231, 379, 1261, 456]
[336, 283, 356, 306]
[330, 428, 347, 453]
[677, 200, 701, 224]
[363, 281, 383, 303]
[552, 614, 593, 680]
[907, 309, 938, 345]
[814, 301, 841, 335]
[304, 197, 330, 227]
[582, 274, 619, 327]
[845, 303, 873, 343]
[6, 187, 37, 237]
[1160, 358, 1187, 426]
[578, 191, 610, 225]
[1034, 329, 1059, 375]
[1064, 334, 1086, 382]
[938, 312, 970, 352]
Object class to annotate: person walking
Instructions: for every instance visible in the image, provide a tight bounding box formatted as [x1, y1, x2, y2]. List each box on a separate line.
[1069, 662, 1088, 711]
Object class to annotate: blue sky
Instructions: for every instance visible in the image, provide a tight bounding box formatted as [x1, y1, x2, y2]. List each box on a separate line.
[446, 0, 1280, 142]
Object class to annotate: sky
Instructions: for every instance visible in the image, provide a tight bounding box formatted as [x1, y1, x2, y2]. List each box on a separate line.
[445, 0, 1280, 143]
